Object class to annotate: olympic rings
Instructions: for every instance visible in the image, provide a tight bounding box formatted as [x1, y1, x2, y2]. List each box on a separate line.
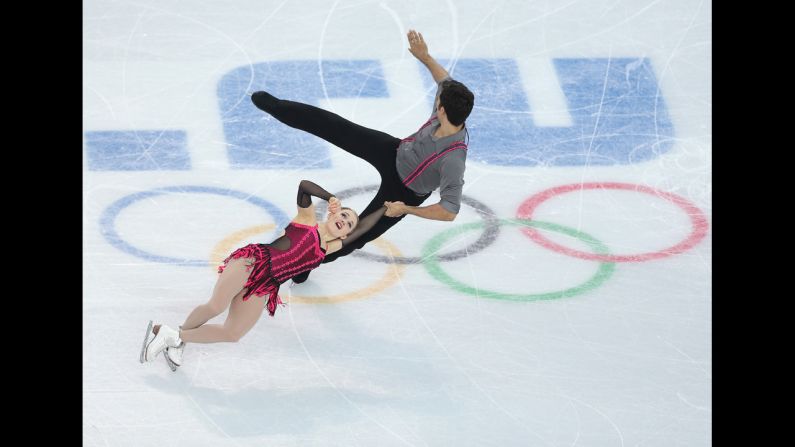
[421, 219, 616, 301]
[100, 185, 290, 266]
[315, 184, 500, 264]
[516, 182, 709, 262]
[211, 222, 407, 303]
[100, 181, 709, 302]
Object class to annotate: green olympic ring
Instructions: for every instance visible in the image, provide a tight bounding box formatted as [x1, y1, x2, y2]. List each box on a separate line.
[421, 219, 616, 301]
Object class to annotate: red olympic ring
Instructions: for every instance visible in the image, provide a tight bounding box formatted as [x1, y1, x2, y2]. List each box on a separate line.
[516, 182, 709, 262]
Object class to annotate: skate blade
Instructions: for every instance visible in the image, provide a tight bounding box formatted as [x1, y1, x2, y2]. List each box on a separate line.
[164, 349, 178, 372]
[139, 320, 153, 363]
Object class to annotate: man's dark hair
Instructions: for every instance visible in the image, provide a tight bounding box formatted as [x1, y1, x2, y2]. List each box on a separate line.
[439, 80, 474, 126]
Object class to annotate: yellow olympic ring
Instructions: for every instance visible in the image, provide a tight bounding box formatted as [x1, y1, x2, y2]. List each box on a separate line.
[290, 238, 407, 303]
[209, 224, 277, 267]
[210, 225, 406, 303]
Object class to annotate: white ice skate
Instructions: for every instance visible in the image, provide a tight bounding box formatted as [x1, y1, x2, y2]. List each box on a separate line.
[164, 342, 185, 372]
[143, 324, 182, 362]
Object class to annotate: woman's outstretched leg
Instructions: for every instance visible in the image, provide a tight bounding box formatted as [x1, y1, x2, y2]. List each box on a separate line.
[178, 288, 265, 343]
[144, 257, 255, 362]
[181, 257, 253, 330]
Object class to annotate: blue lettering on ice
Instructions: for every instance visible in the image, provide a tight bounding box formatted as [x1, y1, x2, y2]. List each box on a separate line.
[427, 58, 674, 166]
[217, 60, 389, 169]
[84, 130, 190, 171]
[85, 57, 674, 170]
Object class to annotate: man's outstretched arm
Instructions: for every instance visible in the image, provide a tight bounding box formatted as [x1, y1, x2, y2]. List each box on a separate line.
[407, 29, 449, 83]
[384, 201, 457, 222]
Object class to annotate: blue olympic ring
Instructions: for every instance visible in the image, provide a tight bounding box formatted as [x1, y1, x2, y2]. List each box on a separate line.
[99, 185, 290, 266]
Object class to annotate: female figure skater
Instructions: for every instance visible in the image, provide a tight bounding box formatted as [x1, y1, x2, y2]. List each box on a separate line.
[140, 179, 385, 370]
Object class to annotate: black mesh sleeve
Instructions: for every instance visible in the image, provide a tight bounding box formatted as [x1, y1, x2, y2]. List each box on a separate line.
[297, 180, 335, 208]
[341, 206, 386, 247]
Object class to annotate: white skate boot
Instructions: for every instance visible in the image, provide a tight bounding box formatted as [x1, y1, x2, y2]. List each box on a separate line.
[143, 324, 182, 362]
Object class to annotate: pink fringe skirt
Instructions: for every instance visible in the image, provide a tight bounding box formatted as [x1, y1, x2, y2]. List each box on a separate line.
[218, 244, 283, 317]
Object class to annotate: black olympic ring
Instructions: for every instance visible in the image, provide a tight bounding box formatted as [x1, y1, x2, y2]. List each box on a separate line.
[315, 184, 500, 264]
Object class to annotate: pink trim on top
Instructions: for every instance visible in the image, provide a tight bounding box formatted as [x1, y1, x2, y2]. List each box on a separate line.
[402, 142, 467, 187]
[288, 221, 318, 230]
[399, 117, 437, 146]
[418, 117, 437, 131]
